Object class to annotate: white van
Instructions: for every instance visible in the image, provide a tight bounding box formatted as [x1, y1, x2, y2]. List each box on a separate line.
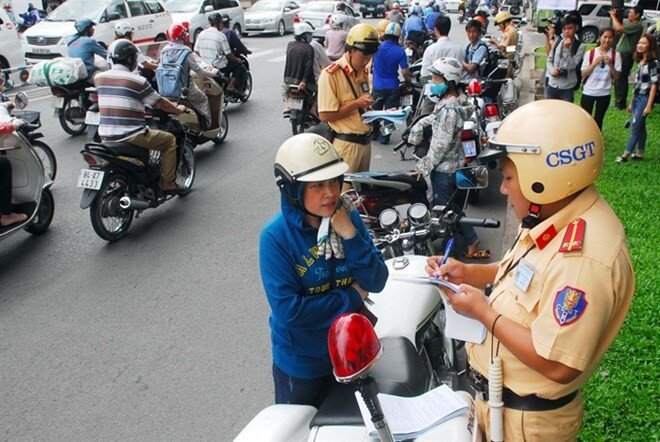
[165, 0, 246, 43]
[22, 0, 172, 64]
[0, 8, 26, 85]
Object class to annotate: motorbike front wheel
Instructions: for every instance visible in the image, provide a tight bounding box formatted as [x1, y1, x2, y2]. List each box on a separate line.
[58, 96, 87, 136]
[90, 173, 133, 242]
[31, 140, 57, 181]
[176, 143, 196, 196]
[240, 72, 253, 103]
[24, 188, 54, 235]
[214, 112, 229, 145]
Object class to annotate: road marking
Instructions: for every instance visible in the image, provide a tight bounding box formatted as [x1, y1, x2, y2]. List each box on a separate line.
[249, 48, 280, 59]
[267, 55, 286, 63]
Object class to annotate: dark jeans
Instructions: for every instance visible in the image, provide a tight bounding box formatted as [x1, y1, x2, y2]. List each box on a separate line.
[272, 363, 337, 408]
[580, 93, 611, 130]
[0, 156, 13, 216]
[221, 59, 248, 90]
[431, 171, 478, 246]
[615, 51, 634, 109]
[625, 94, 650, 154]
[372, 87, 401, 143]
[545, 85, 575, 102]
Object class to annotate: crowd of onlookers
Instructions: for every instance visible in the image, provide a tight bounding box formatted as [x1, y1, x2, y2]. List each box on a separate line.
[541, 7, 657, 162]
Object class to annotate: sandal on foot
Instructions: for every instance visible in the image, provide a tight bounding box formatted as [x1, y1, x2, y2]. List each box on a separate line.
[615, 156, 628, 163]
[463, 250, 491, 260]
[631, 153, 643, 160]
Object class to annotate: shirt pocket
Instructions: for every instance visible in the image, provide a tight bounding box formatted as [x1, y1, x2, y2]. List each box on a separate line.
[503, 275, 542, 327]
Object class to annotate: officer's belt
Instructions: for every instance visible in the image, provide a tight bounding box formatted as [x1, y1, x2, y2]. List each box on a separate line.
[468, 366, 578, 412]
[332, 131, 372, 146]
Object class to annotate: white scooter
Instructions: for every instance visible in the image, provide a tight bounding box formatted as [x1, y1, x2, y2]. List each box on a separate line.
[0, 92, 55, 240]
[236, 196, 501, 441]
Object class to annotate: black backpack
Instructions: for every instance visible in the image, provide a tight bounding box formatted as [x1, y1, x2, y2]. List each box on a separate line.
[465, 42, 501, 79]
[551, 36, 583, 91]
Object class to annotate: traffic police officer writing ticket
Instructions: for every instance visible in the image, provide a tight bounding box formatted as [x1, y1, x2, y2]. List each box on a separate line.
[318, 24, 380, 185]
[426, 100, 635, 440]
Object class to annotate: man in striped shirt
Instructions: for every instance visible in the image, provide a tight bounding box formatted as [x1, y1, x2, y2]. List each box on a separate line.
[95, 40, 186, 192]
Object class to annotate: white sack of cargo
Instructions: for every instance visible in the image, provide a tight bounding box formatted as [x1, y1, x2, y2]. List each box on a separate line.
[28, 58, 88, 87]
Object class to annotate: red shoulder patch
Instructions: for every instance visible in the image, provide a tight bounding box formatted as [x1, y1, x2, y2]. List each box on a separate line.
[559, 218, 586, 253]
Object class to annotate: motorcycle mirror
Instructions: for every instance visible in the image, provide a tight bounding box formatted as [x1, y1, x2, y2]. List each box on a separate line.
[14, 91, 28, 109]
[456, 165, 489, 190]
[328, 313, 382, 383]
[203, 4, 213, 12]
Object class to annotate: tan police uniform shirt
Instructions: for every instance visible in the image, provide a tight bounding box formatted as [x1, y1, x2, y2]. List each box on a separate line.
[500, 24, 519, 60]
[468, 185, 635, 399]
[317, 53, 372, 136]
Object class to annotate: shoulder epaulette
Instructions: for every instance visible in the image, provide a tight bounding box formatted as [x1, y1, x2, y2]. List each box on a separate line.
[325, 63, 341, 74]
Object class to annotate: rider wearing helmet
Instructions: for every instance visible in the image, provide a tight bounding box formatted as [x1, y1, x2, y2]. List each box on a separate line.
[426, 100, 634, 441]
[284, 23, 316, 97]
[107, 22, 158, 72]
[95, 40, 187, 192]
[371, 22, 411, 144]
[424, 2, 442, 34]
[318, 24, 380, 179]
[262, 133, 388, 407]
[325, 15, 349, 61]
[375, 18, 391, 41]
[409, 57, 485, 257]
[215, 13, 251, 94]
[402, 5, 427, 45]
[386, 3, 405, 25]
[159, 23, 218, 128]
[194, 12, 248, 98]
[66, 18, 108, 79]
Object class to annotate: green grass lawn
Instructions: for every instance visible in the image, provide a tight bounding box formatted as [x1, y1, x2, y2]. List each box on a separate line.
[578, 97, 660, 441]
[531, 53, 659, 439]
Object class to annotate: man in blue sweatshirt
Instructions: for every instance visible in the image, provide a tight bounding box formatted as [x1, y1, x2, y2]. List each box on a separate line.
[66, 19, 107, 80]
[260, 133, 388, 407]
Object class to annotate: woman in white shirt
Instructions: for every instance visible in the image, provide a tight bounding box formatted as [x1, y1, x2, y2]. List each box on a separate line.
[580, 27, 621, 129]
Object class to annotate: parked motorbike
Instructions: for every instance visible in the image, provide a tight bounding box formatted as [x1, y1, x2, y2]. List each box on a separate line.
[1, 90, 57, 181]
[236, 200, 500, 441]
[17, 3, 46, 32]
[286, 84, 320, 135]
[0, 92, 55, 240]
[51, 81, 95, 136]
[78, 114, 196, 241]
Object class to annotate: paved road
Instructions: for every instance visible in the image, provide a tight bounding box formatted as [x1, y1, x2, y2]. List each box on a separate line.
[1, 16, 508, 440]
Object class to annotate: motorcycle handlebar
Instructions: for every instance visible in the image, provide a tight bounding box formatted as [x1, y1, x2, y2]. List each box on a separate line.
[393, 140, 407, 152]
[459, 217, 501, 228]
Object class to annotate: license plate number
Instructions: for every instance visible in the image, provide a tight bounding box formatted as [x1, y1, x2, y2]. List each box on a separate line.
[77, 169, 105, 190]
[401, 94, 413, 106]
[85, 111, 100, 125]
[52, 97, 64, 108]
[33, 48, 51, 54]
[288, 98, 304, 110]
[462, 140, 477, 157]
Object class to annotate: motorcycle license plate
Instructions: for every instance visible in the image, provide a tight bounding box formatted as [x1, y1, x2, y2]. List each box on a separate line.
[52, 97, 64, 109]
[288, 98, 304, 111]
[85, 111, 100, 125]
[77, 169, 105, 190]
[405, 48, 413, 57]
[462, 140, 477, 157]
[401, 95, 413, 107]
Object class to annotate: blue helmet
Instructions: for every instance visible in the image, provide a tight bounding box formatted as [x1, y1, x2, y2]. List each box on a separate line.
[410, 5, 423, 15]
[74, 18, 96, 34]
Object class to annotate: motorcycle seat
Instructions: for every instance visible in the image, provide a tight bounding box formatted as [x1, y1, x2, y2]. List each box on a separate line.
[374, 172, 428, 192]
[101, 141, 150, 160]
[309, 336, 430, 428]
[50, 80, 88, 96]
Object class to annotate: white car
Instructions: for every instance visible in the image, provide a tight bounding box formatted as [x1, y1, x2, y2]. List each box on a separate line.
[22, 0, 172, 65]
[0, 8, 25, 85]
[296, 1, 360, 41]
[166, 0, 246, 43]
[244, 0, 301, 36]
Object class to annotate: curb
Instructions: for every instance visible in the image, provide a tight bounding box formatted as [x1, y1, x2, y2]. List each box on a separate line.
[499, 27, 543, 255]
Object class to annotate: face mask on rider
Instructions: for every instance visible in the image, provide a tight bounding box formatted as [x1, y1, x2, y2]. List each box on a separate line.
[425, 78, 448, 103]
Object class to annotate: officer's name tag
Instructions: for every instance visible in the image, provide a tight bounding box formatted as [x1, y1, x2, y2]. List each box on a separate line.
[360, 82, 369, 93]
[514, 260, 535, 293]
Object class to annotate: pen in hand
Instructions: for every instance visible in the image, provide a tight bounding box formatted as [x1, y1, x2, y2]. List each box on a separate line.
[436, 238, 455, 278]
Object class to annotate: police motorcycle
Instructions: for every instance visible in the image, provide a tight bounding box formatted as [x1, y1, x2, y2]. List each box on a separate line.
[236, 198, 499, 442]
[0, 92, 55, 240]
[1, 85, 57, 181]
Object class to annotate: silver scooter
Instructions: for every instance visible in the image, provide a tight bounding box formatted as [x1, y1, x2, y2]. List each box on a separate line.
[0, 92, 55, 240]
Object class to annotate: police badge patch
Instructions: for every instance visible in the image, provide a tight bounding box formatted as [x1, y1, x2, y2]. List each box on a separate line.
[553, 286, 588, 326]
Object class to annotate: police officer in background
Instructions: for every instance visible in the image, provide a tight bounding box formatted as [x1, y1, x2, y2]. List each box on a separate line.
[318, 24, 380, 184]
[426, 100, 634, 440]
